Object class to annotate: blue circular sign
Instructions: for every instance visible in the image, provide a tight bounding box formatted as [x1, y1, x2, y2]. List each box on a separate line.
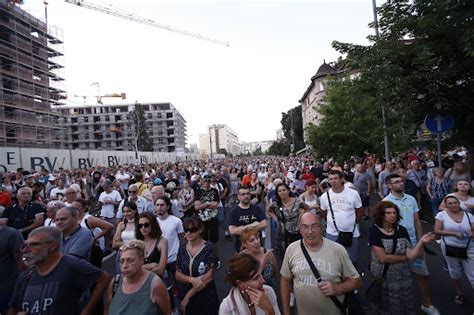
[424, 113, 454, 134]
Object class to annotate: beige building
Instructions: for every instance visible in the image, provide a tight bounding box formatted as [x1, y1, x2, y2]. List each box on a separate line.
[299, 59, 354, 142]
[199, 124, 240, 157]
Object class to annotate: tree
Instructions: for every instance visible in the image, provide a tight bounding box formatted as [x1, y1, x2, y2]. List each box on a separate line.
[267, 140, 290, 156]
[217, 148, 229, 156]
[328, 0, 474, 157]
[281, 106, 305, 153]
[129, 102, 153, 153]
[252, 146, 263, 156]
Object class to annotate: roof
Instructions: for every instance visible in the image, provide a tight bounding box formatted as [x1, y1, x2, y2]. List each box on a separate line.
[298, 60, 345, 103]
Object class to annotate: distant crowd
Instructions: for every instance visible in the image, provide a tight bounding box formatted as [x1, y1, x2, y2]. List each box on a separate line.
[0, 146, 472, 315]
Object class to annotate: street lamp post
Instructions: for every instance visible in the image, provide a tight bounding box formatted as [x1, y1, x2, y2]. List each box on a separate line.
[372, 0, 391, 162]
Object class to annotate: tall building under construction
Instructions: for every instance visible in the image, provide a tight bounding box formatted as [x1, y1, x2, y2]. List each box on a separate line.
[57, 102, 187, 153]
[0, 0, 66, 148]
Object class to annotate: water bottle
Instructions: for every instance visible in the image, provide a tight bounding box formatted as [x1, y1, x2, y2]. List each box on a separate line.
[198, 262, 206, 275]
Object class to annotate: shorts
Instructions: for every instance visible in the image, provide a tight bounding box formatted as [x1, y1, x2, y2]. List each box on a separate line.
[202, 217, 219, 243]
[360, 195, 369, 207]
[441, 243, 474, 287]
[408, 254, 430, 276]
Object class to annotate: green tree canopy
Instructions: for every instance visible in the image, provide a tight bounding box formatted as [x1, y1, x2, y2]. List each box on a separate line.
[307, 0, 474, 160]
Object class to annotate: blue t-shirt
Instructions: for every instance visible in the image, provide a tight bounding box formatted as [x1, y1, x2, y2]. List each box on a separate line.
[62, 226, 93, 261]
[9, 255, 102, 315]
[383, 193, 419, 244]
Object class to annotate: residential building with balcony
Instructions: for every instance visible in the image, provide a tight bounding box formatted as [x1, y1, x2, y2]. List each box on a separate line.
[58, 102, 186, 152]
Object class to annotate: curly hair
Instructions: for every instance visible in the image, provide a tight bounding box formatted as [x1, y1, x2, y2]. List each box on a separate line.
[372, 201, 403, 227]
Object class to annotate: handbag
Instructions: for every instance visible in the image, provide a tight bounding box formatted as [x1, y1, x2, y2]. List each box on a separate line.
[327, 191, 355, 247]
[365, 228, 398, 303]
[442, 211, 471, 259]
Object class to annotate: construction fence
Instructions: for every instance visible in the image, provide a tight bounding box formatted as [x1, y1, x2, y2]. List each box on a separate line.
[0, 147, 200, 172]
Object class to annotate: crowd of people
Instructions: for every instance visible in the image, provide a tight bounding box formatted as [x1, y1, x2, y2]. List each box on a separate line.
[0, 147, 473, 315]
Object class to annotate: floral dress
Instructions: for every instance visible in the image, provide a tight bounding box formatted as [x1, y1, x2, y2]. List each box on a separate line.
[176, 241, 219, 315]
[269, 198, 305, 258]
[368, 225, 415, 315]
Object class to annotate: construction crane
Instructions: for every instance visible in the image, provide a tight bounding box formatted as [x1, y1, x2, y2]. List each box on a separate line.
[64, 0, 230, 47]
[72, 82, 126, 104]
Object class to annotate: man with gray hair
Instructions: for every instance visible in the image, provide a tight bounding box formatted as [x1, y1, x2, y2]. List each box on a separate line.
[2, 187, 45, 239]
[116, 184, 148, 219]
[55, 207, 93, 261]
[280, 212, 361, 315]
[8, 226, 110, 315]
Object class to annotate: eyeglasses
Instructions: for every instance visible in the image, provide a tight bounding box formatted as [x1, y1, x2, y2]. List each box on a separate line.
[129, 190, 138, 193]
[138, 222, 150, 229]
[22, 241, 53, 250]
[184, 227, 199, 233]
[300, 223, 321, 232]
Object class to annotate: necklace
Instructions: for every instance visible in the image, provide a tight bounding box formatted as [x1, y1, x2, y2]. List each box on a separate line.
[382, 226, 394, 234]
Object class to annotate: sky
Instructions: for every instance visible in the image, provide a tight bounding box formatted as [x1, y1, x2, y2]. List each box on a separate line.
[21, 0, 375, 146]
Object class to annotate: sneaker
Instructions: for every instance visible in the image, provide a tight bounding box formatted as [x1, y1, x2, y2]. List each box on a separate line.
[216, 260, 221, 270]
[421, 305, 440, 315]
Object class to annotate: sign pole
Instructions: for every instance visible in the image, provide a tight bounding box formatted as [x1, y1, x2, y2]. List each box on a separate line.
[437, 134, 442, 168]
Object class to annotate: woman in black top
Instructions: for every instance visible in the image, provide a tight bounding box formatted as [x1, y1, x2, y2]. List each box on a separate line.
[136, 212, 168, 277]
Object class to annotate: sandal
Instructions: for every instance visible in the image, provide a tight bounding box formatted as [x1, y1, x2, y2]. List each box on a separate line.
[454, 294, 464, 305]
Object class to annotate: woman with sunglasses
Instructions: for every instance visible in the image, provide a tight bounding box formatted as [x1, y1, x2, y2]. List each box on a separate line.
[220, 253, 280, 315]
[136, 212, 168, 277]
[434, 195, 474, 305]
[176, 217, 219, 315]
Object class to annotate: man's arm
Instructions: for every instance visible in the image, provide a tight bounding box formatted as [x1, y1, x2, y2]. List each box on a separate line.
[229, 219, 267, 236]
[355, 207, 363, 223]
[20, 212, 44, 235]
[280, 276, 292, 315]
[366, 178, 372, 196]
[81, 271, 110, 315]
[319, 277, 362, 297]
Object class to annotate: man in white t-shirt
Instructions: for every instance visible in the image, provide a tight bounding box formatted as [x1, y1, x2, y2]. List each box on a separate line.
[98, 180, 122, 252]
[156, 195, 183, 283]
[319, 170, 362, 263]
[49, 179, 67, 200]
[115, 167, 130, 197]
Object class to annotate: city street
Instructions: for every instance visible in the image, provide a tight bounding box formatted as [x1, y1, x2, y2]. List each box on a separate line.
[103, 205, 474, 315]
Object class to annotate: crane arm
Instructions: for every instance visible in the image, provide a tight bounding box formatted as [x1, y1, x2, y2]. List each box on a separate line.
[64, 0, 229, 47]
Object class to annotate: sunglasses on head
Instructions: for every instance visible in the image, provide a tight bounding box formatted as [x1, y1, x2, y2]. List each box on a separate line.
[138, 222, 150, 229]
[184, 226, 199, 233]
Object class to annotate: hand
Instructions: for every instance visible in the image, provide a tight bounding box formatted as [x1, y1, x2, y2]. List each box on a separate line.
[180, 296, 190, 314]
[419, 232, 435, 243]
[190, 276, 205, 291]
[318, 280, 338, 296]
[246, 286, 273, 312]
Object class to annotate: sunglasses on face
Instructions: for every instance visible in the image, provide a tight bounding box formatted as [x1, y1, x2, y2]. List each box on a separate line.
[184, 226, 199, 233]
[138, 223, 150, 229]
[129, 190, 138, 193]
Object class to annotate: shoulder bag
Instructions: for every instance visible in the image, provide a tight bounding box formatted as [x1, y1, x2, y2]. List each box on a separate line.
[365, 228, 398, 303]
[442, 211, 471, 259]
[327, 191, 355, 247]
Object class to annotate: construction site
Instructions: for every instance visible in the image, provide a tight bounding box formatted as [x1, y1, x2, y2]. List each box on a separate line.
[0, 0, 203, 153]
[0, 0, 66, 149]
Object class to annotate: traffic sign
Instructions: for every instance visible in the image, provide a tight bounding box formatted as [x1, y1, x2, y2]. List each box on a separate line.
[424, 113, 454, 134]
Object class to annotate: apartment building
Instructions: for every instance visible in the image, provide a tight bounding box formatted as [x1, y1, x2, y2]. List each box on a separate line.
[58, 102, 186, 152]
[0, 0, 66, 148]
[199, 124, 240, 157]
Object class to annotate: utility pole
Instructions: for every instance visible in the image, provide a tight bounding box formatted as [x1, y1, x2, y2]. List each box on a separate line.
[372, 0, 390, 162]
[208, 126, 213, 159]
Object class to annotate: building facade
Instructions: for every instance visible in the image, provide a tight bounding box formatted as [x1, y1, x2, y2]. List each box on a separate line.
[0, 0, 66, 148]
[58, 102, 186, 152]
[199, 124, 240, 157]
[299, 59, 357, 142]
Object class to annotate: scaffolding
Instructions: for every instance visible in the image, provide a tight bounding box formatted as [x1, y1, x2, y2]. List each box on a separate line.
[0, 0, 66, 148]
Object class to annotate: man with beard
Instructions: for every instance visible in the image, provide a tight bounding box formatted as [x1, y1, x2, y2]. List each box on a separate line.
[228, 186, 267, 252]
[8, 226, 109, 315]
